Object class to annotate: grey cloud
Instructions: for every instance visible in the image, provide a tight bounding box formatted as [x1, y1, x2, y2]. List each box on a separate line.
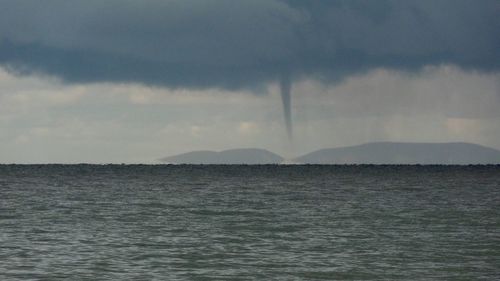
[0, 0, 498, 89]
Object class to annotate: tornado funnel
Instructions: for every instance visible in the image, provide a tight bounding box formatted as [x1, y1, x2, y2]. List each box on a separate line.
[280, 74, 292, 139]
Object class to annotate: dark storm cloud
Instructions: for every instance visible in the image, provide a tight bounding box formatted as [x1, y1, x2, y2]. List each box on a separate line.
[0, 0, 498, 89]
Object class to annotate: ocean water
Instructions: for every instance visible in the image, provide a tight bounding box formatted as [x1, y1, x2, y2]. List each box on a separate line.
[0, 165, 499, 280]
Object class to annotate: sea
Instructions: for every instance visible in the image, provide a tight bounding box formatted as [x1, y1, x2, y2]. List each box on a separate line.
[0, 165, 499, 280]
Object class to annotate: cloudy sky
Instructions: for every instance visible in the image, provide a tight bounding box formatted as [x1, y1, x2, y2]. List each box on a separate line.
[0, 0, 499, 163]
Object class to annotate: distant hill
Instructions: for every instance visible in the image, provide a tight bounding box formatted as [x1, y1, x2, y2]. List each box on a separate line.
[160, 142, 500, 165]
[160, 148, 284, 164]
[294, 142, 500, 164]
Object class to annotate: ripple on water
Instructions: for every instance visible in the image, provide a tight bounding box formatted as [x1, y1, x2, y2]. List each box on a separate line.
[0, 165, 499, 280]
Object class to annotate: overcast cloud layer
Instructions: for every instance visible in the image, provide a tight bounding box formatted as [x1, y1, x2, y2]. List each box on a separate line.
[0, 0, 499, 89]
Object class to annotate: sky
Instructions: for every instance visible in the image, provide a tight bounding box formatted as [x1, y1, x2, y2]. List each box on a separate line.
[0, 0, 499, 163]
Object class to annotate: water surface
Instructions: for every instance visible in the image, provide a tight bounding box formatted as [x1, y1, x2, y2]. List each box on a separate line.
[1, 165, 499, 280]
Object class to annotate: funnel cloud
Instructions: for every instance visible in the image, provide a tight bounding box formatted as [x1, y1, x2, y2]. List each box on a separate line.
[280, 74, 293, 139]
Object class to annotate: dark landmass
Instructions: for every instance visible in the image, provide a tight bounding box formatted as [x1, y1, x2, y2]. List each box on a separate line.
[160, 148, 284, 164]
[160, 142, 500, 164]
[294, 142, 500, 165]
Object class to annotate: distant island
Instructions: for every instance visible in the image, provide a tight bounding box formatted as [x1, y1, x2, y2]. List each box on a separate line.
[160, 142, 500, 165]
[160, 148, 284, 164]
[293, 142, 500, 165]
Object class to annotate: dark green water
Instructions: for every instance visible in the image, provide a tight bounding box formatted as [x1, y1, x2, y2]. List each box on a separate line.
[0, 165, 499, 280]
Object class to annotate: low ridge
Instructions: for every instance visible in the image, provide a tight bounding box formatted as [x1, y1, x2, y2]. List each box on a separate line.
[160, 142, 500, 164]
[160, 148, 284, 164]
[294, 142, 500, 164]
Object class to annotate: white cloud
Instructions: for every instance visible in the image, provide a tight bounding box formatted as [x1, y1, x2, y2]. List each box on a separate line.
[294, 64, 500, 118]
[237, 122, 260, 136]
